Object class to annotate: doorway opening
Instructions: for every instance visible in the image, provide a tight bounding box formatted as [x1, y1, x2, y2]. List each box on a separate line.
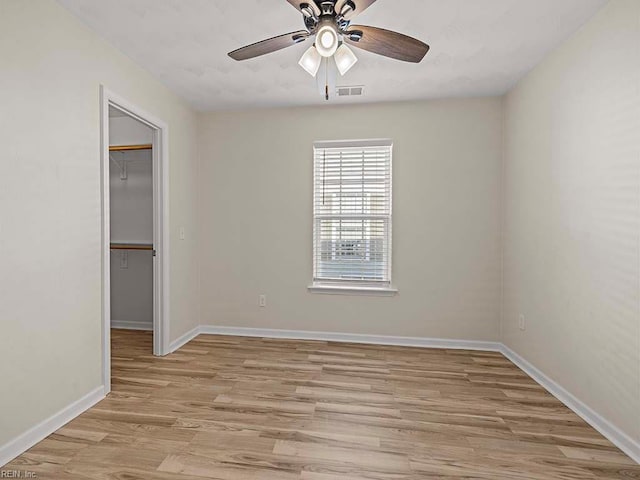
[100, 87, 169, 393]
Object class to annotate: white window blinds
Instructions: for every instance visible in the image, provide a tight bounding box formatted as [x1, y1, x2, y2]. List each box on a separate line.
[313, 139, 393, 286]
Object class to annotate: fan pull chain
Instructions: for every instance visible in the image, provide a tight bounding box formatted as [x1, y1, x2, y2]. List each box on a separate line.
[325, 57, 329, 101]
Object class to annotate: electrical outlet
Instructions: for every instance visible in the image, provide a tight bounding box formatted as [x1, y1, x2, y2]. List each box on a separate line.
[518, 314, 526, 331]
[179, 227, 186, 240]
[259, 295, 267, 307]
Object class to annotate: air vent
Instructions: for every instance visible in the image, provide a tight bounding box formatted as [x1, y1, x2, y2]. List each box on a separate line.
[336, 85, 364, 97]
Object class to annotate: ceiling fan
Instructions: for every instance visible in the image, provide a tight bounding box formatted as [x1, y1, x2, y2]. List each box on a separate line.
[228, 0, 430, 99]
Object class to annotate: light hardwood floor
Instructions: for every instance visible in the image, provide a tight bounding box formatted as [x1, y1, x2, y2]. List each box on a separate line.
[5, 329, 640, 479]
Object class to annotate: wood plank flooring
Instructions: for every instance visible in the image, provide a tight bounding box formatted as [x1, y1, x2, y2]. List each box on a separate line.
[5, 329, 640, 479]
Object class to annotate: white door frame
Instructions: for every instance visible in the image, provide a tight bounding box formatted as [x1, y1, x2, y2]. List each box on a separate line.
[100, 86, 170, 393]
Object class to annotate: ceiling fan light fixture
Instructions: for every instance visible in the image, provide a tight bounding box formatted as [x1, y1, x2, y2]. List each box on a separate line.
[299, 45, 322, 77]
[315, 24, 339, 57]
[334, 43, 358, 75]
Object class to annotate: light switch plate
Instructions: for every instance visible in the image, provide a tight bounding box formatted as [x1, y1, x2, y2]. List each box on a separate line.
[120, 251, 128, 269]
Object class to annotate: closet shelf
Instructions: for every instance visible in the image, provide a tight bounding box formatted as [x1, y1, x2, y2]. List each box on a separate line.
[110, 243, 153, 251]
[109, 144, 152, 152]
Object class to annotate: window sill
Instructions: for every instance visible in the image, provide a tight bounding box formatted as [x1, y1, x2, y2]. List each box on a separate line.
[308, 284, 398, 297]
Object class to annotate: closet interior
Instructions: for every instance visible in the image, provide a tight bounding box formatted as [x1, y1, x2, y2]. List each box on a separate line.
[109, 107, 154, 335]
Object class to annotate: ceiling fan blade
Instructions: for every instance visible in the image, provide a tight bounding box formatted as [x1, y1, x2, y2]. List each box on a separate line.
[344, 25, 429, 63]
[335, 0, 378, 20]
[228, 31, 309, 61]
[285, 0, 321, 17]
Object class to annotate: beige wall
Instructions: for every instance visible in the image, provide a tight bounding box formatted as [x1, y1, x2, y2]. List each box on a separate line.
[0, 0, 199, 447]
[503, 0, 640, 444]
[198, 98, 503, 340]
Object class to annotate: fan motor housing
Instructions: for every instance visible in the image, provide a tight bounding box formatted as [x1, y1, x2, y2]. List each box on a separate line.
[303, 1, 352, 33]
[319, 1, 335, 16]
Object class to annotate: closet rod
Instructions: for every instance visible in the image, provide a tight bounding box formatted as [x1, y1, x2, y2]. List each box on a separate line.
[110, 243, 153, 251]
[109, 144, 152, 152]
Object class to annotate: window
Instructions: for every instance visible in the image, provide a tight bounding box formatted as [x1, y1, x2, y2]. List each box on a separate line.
[311, 139, 394, 294]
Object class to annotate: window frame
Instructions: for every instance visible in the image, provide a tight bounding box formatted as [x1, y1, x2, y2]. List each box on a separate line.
[309, 139, 397, 296]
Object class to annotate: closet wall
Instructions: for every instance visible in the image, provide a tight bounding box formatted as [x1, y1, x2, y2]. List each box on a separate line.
[109, 114, 154, 330]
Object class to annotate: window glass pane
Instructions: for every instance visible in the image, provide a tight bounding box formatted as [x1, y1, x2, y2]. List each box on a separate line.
[312, 141, 392, 285]
[315, 218, 388, 281]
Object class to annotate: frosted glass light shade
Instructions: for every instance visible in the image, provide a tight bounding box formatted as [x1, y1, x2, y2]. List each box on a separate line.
[334, 44, 358, 75]
[299, 46, 322, 77]
[315, 25, 339, 57]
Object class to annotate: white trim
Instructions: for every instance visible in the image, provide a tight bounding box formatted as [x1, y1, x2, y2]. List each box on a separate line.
[314, 138, 393, 149]
[0, 386, 105, 467]
[198, 325, 501, 351]
[500, 344, 640, 465]
[100, 87, 111, 394]
[308, 284, 398, 296]
[111, 320, 153, 331]
[168, 325, 202, 353]
[100, 86, 171, 396]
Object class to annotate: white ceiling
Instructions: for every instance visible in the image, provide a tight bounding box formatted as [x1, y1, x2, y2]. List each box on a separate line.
[57, 0, 607, 111]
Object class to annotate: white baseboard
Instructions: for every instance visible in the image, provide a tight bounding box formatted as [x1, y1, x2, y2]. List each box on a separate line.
[500, 345, 640, 465]
[111, 320, 152, 331]
[168, 325, 202, 353]
[198, 325, 502, 352]
[0, 385, 105, 467]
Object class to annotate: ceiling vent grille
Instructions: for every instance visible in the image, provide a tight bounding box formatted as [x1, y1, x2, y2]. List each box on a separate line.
[336, 85, 364, 97]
